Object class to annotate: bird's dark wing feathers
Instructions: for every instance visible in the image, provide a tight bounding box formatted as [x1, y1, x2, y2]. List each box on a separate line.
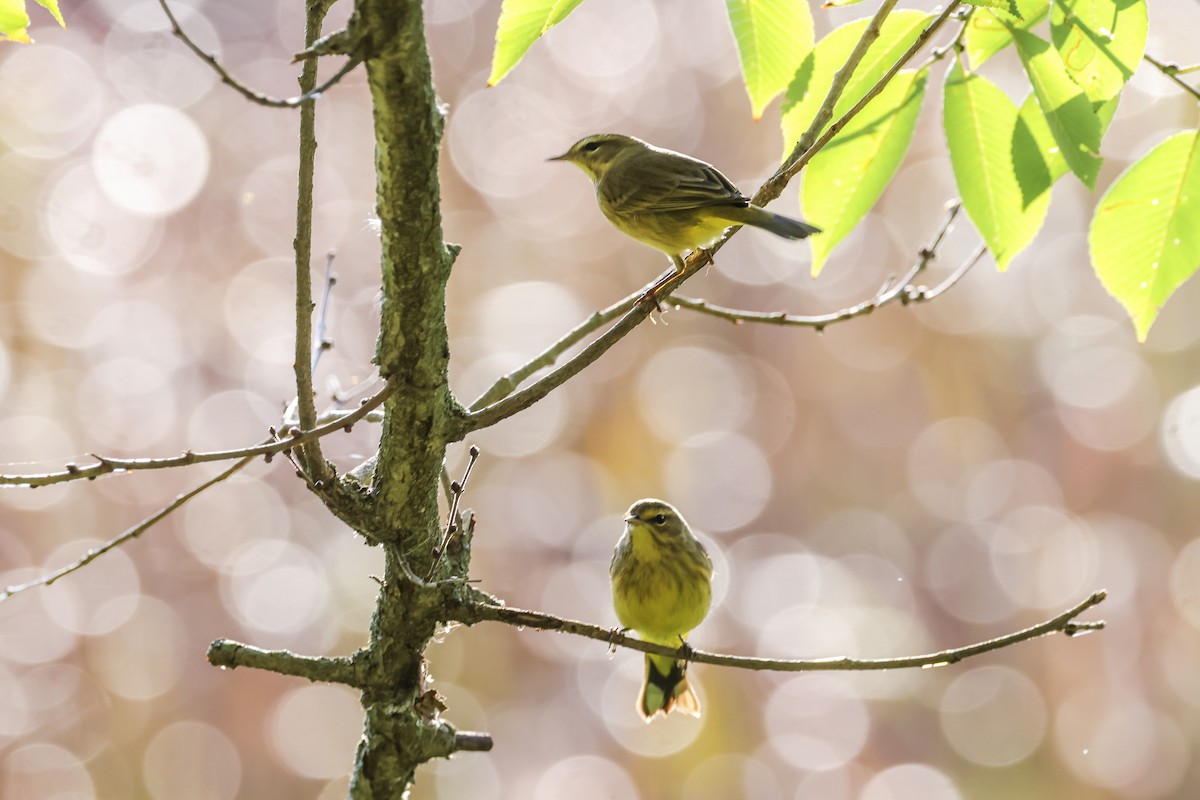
[602, 153, 750, 214]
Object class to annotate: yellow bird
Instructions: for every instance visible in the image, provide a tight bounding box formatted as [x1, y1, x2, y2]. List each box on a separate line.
[550, 133, 820, 291]
[610, 498, 714, 720]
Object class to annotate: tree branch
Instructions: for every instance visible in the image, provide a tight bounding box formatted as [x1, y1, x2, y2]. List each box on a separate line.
[669, 201, 980, 329]
[208, 639, 364, 686]
[0, 383, 394, 488]
[1, 455, 254, 603]
[462, 590, 1107, 672]
[155, 0, 360, 108]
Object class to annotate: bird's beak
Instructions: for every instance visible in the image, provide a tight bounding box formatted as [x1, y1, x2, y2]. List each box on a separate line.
[547, 150, 572, 163]
[624, 514, 637, 524]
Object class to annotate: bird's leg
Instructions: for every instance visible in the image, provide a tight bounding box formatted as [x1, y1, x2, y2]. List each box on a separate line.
[675, 635, 696, 667]
[608, 626, 630, 655]
[640, 255, 686, 312]
[695, 247, 716, 276]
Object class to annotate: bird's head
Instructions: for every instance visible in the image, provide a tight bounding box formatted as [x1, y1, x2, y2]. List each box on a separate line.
[624, 498, 688, 538]
[548, 133, 646, 182]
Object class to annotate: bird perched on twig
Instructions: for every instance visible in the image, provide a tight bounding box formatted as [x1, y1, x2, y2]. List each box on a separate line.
[610, 498, 714, 720]
[550, 133, 820, 297]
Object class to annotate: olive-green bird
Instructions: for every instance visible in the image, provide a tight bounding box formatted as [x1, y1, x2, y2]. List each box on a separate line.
[550, 133, 820, 291]
[610, 498, 714, 720]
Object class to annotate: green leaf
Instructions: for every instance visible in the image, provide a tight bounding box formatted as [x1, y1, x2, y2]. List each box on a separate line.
[1050, 0, 1147, 103]
[780, 10, 933, 154]
[803, 69, 927, 276]
[943, 61, 1049, 271]
[1009, 27, 1103, 189]
[964, 0, 1048, 69]
[488, 0, 585, 86]
[1090, 130, 1200, 341]
[0, 0, 31, 42]
[727, 0, 814, 120]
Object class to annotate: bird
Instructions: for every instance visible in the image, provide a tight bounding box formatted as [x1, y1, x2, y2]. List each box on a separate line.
[610, 498, 714, 720]
[550, 133, 820, 296]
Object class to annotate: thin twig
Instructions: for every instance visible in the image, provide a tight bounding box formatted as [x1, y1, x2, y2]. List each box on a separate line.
[468, 293, 639, 412]
[463, 590, 1107, 672]
[155, 0, 361, 108]
[293, 3, 330, 483]
[1, 456, 255, 603]
[0, 383, 394, 488]
[427, 445, 481, 580]
[669, 201, 971, 329]
[1143, 53, 1200, 102]
[312, 251, 338, 373]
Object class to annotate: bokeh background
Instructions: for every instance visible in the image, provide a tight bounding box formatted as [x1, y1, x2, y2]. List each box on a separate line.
[2, 0, 1200, 797]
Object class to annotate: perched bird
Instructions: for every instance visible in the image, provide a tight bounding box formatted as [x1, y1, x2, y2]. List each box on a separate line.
[550, 133, 820, 293]
[610, 498, 714, 720]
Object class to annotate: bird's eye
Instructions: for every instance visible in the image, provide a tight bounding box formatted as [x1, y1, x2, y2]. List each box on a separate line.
[652, 514, 667, 525]
[581, 141, 602, 152]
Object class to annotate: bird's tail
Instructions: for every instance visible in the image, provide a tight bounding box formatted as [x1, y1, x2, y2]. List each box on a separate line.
[719, 204, 821, 240]
[639, 654, 700, 720]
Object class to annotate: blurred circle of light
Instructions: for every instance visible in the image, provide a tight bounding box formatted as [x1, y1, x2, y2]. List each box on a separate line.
[40, 539, 140, 636]
[0, 45, 104, 158]
[0, 589, 78, 665]
[270, 684, 363, 779]
[1161, 386, 1200, 479]
[78, 356, 175, 450]
[532, 755, 637, 800]
[765, 675, 870, 769]
[544, 0, 658, 82]
[860, 764, 962, 800]
[637, 345, 753, 443]
[183, 477, 290, 567]
[92, 104, 210, 216]
[938, 666, 1047, 766]
[679, 754, 782, 800]
[85, 597, 183, 702]
[476, 281, 585, 356]
[1043, 344, 1145, 411]
[0, 664, 31, 742]
[906, 417, 1007, 521]
[45, 162, 162, 275]
[600, 655, 703, 756]
[989, 506, 1096, 610]
[186, 389, 280, 449]
[1055, 690, 1189, 795]
[220, 540, 330, 637]
[447, 86, 563, 200]
[926, 523, 1019, 624]
[3, 743, 94, 799]
[473, 381, 567, 457]
[665, 431, 771, 532]
[821, 315, 922, 373]
[143, 721, 241, 800]
[433, 754, 501, 800]
[224, 258, 296, 364]
[104, 4, 218, 107]
[723, 542, 821, 628]
[1169, 537, 1200, 630]
[0, 154, 56, 260]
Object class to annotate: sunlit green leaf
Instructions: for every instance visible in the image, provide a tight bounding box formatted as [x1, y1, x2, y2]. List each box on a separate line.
[488, 0, 585, 86]
[802, 69, 927, 276]
[1009, 27, 1103, 188]
[780, 10, 933, 154]
[1050, 0, 1147, 102]
[0, 0, 31, 42]
[1090, 130, 1200, 341]
[943, 61, 1049, 271]
[964, 0, 1048, 69]
[727, 0, 814, 120]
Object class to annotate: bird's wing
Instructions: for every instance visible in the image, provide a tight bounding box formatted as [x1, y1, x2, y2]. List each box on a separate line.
[602, 154, 750, 215]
